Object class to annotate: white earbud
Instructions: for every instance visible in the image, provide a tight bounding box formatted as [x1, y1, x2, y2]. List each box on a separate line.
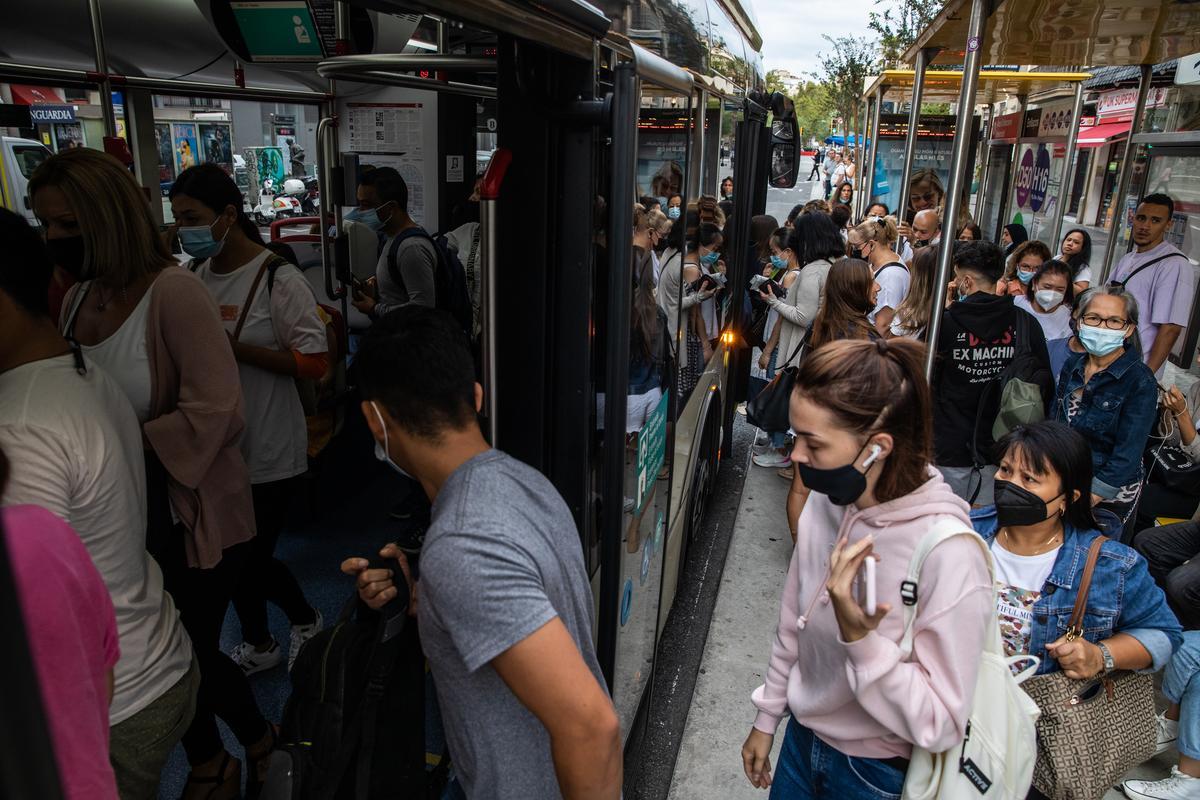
[861, 443, 884, 468]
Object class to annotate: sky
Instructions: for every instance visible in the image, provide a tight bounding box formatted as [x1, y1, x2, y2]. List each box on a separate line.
[753, 0, 879, 80]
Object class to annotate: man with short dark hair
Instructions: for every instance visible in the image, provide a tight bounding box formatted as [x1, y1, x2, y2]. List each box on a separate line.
[1108, 193, 1193, 377]
[932, 240, 1051, 506]
[0, 209, 197, 799]
[341, 307, 621, 800]
[348, 166, 438, 318]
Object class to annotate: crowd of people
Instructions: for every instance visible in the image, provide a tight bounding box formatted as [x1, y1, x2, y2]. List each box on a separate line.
[3, 142, 1200, 800]
[729, 170, 1200, 799]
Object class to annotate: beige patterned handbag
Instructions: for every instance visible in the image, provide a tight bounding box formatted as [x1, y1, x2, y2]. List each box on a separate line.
[1020, 537, 1156, 800]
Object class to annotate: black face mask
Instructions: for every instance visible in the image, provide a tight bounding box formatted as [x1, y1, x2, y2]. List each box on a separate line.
[994, 479, 1063, 528]
[850, 246, 864, 260]
[795, 441, 881, 506]
[45, 235, 91, 280]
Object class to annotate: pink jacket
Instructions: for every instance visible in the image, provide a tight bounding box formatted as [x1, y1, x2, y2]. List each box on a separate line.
[751, 471, 992, 759]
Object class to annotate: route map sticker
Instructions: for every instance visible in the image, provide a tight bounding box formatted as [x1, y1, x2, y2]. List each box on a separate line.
[635, 391, 669, 513]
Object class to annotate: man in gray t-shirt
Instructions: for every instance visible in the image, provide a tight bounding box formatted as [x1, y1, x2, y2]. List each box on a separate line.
[342, 306, 621, 800]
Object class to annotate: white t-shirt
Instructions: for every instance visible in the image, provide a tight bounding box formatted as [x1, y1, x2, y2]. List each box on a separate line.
[69, 283, 155, 423]
[0, 356, 192, 725]
[990, 538, 1060, 659]
[869, 261, 910, 324]
[194, 251, 327, 483]
[898, 239, 915, 266]
[1014, 295, 1073, 341]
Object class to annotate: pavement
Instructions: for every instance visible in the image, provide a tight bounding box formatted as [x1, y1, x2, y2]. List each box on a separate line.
[665, 425, 1185, 800]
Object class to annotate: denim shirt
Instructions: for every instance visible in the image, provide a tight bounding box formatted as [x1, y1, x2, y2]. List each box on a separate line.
[971, 507, 1181, 674]
[1052, 347, 1158, 498]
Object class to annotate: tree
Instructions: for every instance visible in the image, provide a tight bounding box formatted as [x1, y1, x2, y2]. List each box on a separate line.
[793, 82, 834, 144]
[814, 35, 879, 158]
[868, 0, 944, 68]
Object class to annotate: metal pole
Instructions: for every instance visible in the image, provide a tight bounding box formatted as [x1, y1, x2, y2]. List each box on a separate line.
[896, 48, 930, 223]
[857, 98, 869, 207]
[1098, 64, 1151, 284]
[865, 87, 884, 216]
[1048, 81, 1085, 252]
[86, 0, 117, 138]
[924, 0, 987, 379]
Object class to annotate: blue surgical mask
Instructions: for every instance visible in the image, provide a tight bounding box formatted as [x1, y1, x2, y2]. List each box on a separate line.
[769, 254, 787, 271]
[370, 402, 415, 479]
[345, 201, 394, 232]
[178, 217, 229, 259]
[1078, 324, 1127, 357]
[667, 206, 681, 220]
[700, 250, 720, 267]
[1017, 269, 1036, 284]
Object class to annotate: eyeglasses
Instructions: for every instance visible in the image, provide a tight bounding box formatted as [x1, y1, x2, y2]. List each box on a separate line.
[913, 191, 939, 204]
[1080, 313, 1129, 330]
[1017, 261, 1042, 271]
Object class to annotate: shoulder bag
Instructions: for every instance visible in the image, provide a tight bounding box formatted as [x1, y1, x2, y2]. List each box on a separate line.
[745, 326, 811, 433]
[1019, 537, 1156, 800]
[1143, 402, 1200, 496]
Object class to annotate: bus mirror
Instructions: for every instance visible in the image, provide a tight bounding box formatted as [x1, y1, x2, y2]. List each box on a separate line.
[769, 116, 800, 189]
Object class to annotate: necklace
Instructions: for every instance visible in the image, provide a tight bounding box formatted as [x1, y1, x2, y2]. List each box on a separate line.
[1003, 527, 1062, 556]
[94, 285, 128, 312]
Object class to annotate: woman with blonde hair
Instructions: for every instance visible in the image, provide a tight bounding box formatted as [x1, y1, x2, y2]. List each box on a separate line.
[31, 148, 274, 799]
[891, 244, 940, 340]
[848, 216, 909, 337]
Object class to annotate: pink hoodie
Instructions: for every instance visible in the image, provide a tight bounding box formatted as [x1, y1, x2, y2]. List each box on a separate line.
[751, 471, 992, 759]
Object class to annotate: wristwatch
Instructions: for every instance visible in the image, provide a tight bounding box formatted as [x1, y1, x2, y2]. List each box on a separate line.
[1097, 642, 1115, 674]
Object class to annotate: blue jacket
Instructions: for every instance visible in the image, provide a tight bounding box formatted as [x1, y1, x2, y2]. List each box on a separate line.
[972, 507, 1181, 674]
[1053, 347, 1158, 498]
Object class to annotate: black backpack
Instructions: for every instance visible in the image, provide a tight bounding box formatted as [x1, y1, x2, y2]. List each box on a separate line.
[263, 574, 445, 799]
[387, 228, 474, 336]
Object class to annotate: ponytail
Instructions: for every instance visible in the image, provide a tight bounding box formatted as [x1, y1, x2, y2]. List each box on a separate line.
[794, 337, 932, 502]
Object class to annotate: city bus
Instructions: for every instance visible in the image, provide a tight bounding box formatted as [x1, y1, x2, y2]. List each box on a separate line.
[0, 0, 800, 772]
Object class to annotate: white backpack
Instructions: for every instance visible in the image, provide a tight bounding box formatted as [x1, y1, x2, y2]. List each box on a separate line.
[900, 521, 1041, 800]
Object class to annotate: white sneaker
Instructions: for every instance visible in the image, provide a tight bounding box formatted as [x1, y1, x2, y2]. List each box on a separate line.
[752, 451, 791, 469]
[231, 638, 284, 675]
[1123, 767, 1200, 800]
[288, 609, 324, 670]
[1157, 711, 1181, 756]
[736, 401, 748, 416]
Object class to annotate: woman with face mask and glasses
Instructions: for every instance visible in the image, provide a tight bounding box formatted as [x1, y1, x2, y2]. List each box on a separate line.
[170, 164, 329, 677]
[30, 149, 275, 798]
[741, 338, 993, 798]
[1053, 287, 1160, 529]
[1015, 260, 1075, 378]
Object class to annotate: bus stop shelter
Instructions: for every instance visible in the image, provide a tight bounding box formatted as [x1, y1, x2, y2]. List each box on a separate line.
[856, 69, 1091, 241]
[885, 0, 1200, 376]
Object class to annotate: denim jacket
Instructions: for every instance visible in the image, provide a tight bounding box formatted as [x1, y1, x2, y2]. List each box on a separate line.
[1052, 347, 1159, 498]
[972, 507, 1181, 675]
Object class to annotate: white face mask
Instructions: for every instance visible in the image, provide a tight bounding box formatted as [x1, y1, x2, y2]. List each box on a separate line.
[1034, 289, 1065, 310]
[370, 401, 415, 480]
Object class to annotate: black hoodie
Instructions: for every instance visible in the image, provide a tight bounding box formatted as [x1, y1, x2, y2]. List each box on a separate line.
[932, 292, 1050, 467]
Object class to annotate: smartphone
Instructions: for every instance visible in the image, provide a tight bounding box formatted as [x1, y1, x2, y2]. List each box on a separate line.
[860, 555, 877, 616]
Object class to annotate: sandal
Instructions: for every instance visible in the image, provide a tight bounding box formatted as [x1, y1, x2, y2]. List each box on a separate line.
[181, 752, 241, 800]
[244, 722, 279, 800]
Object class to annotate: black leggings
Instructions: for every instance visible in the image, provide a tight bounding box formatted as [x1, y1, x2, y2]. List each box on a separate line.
[1134, 520, 1200, 630]
[232, 477, 315, 646]
[144, 453, 269, 765]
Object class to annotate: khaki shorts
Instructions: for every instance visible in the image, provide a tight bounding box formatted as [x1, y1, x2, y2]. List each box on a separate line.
[109, 656, 200, 800]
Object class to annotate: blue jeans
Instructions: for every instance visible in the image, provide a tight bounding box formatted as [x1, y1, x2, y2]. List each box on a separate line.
[1163, 631, 1200, 760]
[770, 718, 907, 800]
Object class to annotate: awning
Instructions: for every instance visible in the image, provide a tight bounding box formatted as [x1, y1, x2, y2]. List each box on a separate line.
[1077, 121, 1130, 148]
[9, 84, 66, 105]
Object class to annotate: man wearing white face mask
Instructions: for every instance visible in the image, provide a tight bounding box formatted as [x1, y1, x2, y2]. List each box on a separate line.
[348, 167, 437, 319]
[340, 307, 622, 800]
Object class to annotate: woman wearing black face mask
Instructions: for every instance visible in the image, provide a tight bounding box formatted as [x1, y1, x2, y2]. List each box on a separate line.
[743, 338, 994, 798]
[971, 420, 1181, 799]
[31, 148, 275, 798]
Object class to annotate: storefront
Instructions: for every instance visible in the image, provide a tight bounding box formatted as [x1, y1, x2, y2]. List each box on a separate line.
[1103, 68, 1200, 371]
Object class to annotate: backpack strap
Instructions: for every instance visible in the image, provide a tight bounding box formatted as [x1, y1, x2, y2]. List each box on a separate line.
[898, 519, 994, 658]
[232, 257, 271, 342]
[353, 571, 410, 799]
[386, 227, 436, 296]
[1110, 253, 1174, 288]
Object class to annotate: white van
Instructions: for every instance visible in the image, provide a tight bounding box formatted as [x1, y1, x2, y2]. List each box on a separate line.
[0, 136, 53, 228]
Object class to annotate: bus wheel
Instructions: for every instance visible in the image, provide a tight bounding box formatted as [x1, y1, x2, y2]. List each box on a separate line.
[680, 397, 721, 576]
